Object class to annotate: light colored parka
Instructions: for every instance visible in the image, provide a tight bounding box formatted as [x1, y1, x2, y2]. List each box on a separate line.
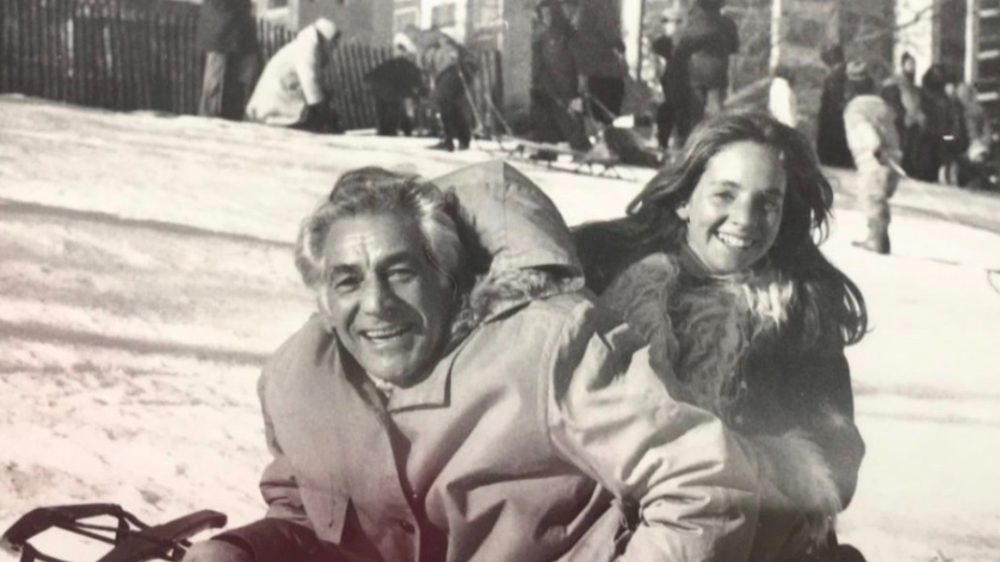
[245, 22, 334, 127]
[218, 161, 760, 562]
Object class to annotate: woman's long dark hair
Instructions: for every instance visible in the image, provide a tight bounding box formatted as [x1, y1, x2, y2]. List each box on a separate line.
[574, 111, 868, 346]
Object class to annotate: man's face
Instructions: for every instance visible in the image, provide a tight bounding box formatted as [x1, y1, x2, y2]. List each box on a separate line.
[678, 141, 787, 275]
[321, 214, 454, 386]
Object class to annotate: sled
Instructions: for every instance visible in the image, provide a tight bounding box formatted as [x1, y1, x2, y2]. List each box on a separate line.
[498, 138, 627, 179]
[1, 504, 226, 562]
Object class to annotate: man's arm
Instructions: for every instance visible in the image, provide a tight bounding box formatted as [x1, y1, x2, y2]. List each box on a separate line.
[207, 375, 320, 562]
[545, 301, 760, 562]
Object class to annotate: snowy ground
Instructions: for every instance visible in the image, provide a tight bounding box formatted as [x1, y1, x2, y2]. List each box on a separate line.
[2, 95, 1000, 562]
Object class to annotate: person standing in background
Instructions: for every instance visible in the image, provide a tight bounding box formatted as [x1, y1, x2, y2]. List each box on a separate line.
[881, 52, 926, 177]
[566, 0, 629, 124]
[816, 44, 853, 168]
[196, 0, 259, 120]
[844, 61, 903, 255]
[673, 0, 739, 131]
[652, 8, 687, 150]
[419, 29, 478, 151]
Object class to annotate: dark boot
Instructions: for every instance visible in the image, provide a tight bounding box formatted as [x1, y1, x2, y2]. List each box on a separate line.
[852, 232, 890, 254]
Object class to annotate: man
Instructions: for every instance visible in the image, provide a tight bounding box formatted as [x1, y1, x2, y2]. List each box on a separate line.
[245, 19, 342, 133]
[419, 29, 477, 151]
[881, 52, 926, 176]
[529, 0, 590, 152]
[845, 62, 903, 255]
[566, 0, 629, 124]
[196, 0, 259, 120]
[817, 44, 853, 168]
[673, 0, 739, 133]
[651, 8, 686, 150]
[182, 161, 760, 562]
[365, 33, 427, 137]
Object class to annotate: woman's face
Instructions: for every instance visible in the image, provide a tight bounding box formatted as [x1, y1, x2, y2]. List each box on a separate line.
[677, 141, 787, 274]
[321, 213, 454, 386]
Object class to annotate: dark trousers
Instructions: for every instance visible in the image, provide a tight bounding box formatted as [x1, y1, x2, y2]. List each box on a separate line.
[530, 88, 591, 151]
[433, 66, 471, 148]
[686, 85, 725, 135]
[656, 102, 676, 149]
[199, 52, 255, 121]
[374, 97, 413, 137]
[586, 76, 625, 124]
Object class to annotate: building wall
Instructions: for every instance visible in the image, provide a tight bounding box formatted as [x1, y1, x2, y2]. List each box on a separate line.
[294, 0, 394, 44]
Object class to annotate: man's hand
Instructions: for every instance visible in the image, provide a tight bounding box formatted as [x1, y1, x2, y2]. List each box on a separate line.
[182, 539, 253, 562]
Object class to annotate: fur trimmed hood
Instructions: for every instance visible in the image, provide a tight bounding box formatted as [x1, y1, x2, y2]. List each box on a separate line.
[431, 161, 586, 349]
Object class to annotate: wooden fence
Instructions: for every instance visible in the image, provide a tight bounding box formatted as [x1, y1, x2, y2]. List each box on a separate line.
[0, 0, 504, 132]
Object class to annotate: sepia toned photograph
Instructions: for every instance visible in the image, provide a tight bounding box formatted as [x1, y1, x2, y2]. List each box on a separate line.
[1, 0, 998, 561]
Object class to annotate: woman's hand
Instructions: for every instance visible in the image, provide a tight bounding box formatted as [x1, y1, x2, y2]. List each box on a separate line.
[181, 539, 253, 562]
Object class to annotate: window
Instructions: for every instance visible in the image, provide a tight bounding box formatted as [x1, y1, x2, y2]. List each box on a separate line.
[395, 8, 419, 33]
[431, 3, 456, 28]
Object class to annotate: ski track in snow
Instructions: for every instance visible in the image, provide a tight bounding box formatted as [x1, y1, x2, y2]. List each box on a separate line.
[2, 95, 1000, 561]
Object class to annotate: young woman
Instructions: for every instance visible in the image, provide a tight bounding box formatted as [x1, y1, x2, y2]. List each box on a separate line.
[574, 111, 867, 562]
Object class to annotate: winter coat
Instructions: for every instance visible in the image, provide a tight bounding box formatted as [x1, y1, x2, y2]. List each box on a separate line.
[417, 30, 477, 83]
[817, 65, 853, 168]
[844, 95, 903, 171]
[365, 57, 426, 103]
[674, 2, 739, 90]
[245, 24, 333, 127]
[572, 228, 865, 562]
[195, 0, 258, 54]
[533, 8, 578, 101]
[217, 161, 760, 562]
[567, 0, 629, 79]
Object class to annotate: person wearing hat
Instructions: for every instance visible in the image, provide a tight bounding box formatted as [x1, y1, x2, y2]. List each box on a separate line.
[245, 18, 342, 133]
[195, 0, 259, 121]
[844, 60, 903, 254]
[364, 33, 427, 137]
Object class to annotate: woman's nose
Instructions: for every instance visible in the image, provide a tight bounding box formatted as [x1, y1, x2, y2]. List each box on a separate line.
[729, 196, 759, 226]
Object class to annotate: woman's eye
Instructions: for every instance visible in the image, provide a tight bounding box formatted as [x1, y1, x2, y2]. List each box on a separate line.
[714, 191, 736, 203]
[764, 197, 783, 214]
[387, 268, 417, 282]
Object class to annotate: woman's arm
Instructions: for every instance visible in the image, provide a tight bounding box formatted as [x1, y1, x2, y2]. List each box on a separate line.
[546, 300, 760, 562]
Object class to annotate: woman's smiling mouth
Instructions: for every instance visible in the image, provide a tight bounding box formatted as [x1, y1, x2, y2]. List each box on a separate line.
[716, 232, 756, 249]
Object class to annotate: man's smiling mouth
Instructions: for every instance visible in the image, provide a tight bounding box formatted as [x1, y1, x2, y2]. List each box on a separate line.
[361, 325, 412, 341]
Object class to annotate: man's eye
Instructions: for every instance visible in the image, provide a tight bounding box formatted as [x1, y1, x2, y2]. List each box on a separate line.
[332, 278, 359, 292]
[714, 191, 736, 202]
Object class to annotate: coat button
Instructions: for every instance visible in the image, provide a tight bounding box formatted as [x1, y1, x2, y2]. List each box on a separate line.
[397, 520, 415, 533]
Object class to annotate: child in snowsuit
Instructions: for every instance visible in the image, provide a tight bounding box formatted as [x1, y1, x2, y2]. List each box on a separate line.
[844, 62, 903, 255]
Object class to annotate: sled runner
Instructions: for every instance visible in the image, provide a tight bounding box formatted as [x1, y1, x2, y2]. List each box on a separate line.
[501, 138, 626, 179]
[1, 504, 226, 562]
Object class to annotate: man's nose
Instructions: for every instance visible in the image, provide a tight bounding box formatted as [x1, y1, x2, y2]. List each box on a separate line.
[359, 278, 395, 314]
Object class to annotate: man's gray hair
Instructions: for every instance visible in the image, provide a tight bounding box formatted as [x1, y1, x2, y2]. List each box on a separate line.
[295, 167, 469, 296]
